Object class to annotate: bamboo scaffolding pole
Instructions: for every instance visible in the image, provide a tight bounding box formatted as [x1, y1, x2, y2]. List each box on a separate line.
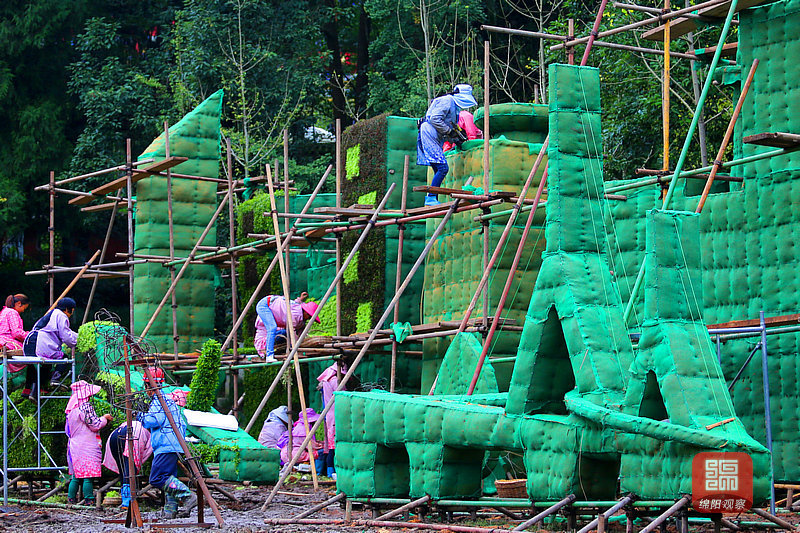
[623, 0, 740, 325]
[139, 189, 232, 339]
[613, 1, 706, 19]
[638, 496, 690, 533]
[568, 19, 575, 64]
[219, 166, 331, 353]
[686, 4, 710, 167]
[33, 159, 155, 190]
[696, 58, 759, 213]
[336, 118, 343, 338]
[49, 171, 55, 306]
[293, 492, 347, 520]
[244, 183, 396, 433]
[46, 250, 100, 313]
[126, 139, 135, 333]
[375, 495, 431, 521]
[550, 0, 729, 51]
[481, 25, 695, 60]
[227, 139, 240, 412]
[482, 38, 491, 330]
[390, 155, 410, 393]
[513, 494, 576, 531]
[51, 187, 129, 202]
[166, 122, 179, 359]
[26, 259, 148, 276]
[82, 201, 120, 325]
[662, 0, 671, 178]
[750, 507, 797, 530]
[265, 166, 319, 489]
[576, 495, 634, 533]
[262, 179, 472, 508]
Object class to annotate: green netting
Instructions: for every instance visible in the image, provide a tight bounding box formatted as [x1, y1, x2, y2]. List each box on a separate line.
[335, 64, 770, 503]
[133, 90, 223, 352]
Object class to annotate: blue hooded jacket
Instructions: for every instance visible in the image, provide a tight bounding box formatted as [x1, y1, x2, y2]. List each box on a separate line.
[141, 395, 185, 455]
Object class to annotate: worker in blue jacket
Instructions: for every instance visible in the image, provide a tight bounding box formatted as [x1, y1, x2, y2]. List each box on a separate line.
[416, 83, 478, 206]
[141, 368, 197, 519]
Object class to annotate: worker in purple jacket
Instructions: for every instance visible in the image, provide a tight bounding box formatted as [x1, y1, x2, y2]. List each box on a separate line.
[21, 297, 78, 399]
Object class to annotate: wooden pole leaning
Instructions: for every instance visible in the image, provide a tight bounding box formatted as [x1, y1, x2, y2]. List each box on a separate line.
[244, 183, 396, 433]
[139, 189, 232, 339]
[46, 250, 101, 313]
[513, 494, 575, 531]
[390, 156, 410, 393]
[482, 38, 491, 330]
[220, 165, 332, 354]
[265, 167, 319, 489]
[263, 180, 471, 508]
[695, 58, 759, 213]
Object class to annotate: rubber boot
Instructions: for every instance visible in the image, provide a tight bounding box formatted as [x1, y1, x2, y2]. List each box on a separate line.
[425, 194, 440, 206]
[121, 483, 131, 509]
[163, 497, 178, 519]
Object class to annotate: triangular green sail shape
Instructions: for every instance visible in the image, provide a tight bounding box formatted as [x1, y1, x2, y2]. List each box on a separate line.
[433, 332, 498, 395]
[133, 90, 224, 353]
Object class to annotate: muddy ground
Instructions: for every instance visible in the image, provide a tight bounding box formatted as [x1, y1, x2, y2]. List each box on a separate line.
[1, 483, 797, 533]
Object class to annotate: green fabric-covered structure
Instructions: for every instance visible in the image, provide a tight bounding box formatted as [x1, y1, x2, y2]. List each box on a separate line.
[604, 0, 800, 482]
[133, 90, 224, 353]
[335, 63, 770, 503]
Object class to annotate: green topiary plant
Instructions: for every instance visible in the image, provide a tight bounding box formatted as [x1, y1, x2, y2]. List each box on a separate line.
[76, 321, 116, 353]
[186, 339, 222, 412]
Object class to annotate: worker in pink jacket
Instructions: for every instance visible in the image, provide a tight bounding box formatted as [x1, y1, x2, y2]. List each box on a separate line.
[0, 294, 30, 372]
[65, 380, 112, 505]
[255, 292, 320, 362]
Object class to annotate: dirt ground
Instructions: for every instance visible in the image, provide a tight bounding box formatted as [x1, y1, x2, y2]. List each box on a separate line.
[1, 483, 798, 533]
[0, 483, 370, 533]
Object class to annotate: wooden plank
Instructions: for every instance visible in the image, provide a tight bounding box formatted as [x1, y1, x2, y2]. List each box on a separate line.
[693, 42, 737, 61]
[414, 185, 516, 199]
[743, 132, 800, 149]
[81, 201, 128, 213]
[707, 313, 800, 330]
[69, 157, 188, 205]
[643, 0, 776, 40]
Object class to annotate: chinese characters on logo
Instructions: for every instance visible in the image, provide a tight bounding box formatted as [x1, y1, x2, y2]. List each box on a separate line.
[692, 452, 753, 514]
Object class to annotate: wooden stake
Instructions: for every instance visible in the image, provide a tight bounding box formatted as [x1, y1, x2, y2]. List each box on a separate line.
[482, 38, 491, 329]
[293, 492, 346, 520]
[265, 166, 319, 489]
[375, 495, 431, 521]
[513, 494, 575, 531]
[568, 19, 575, 64]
